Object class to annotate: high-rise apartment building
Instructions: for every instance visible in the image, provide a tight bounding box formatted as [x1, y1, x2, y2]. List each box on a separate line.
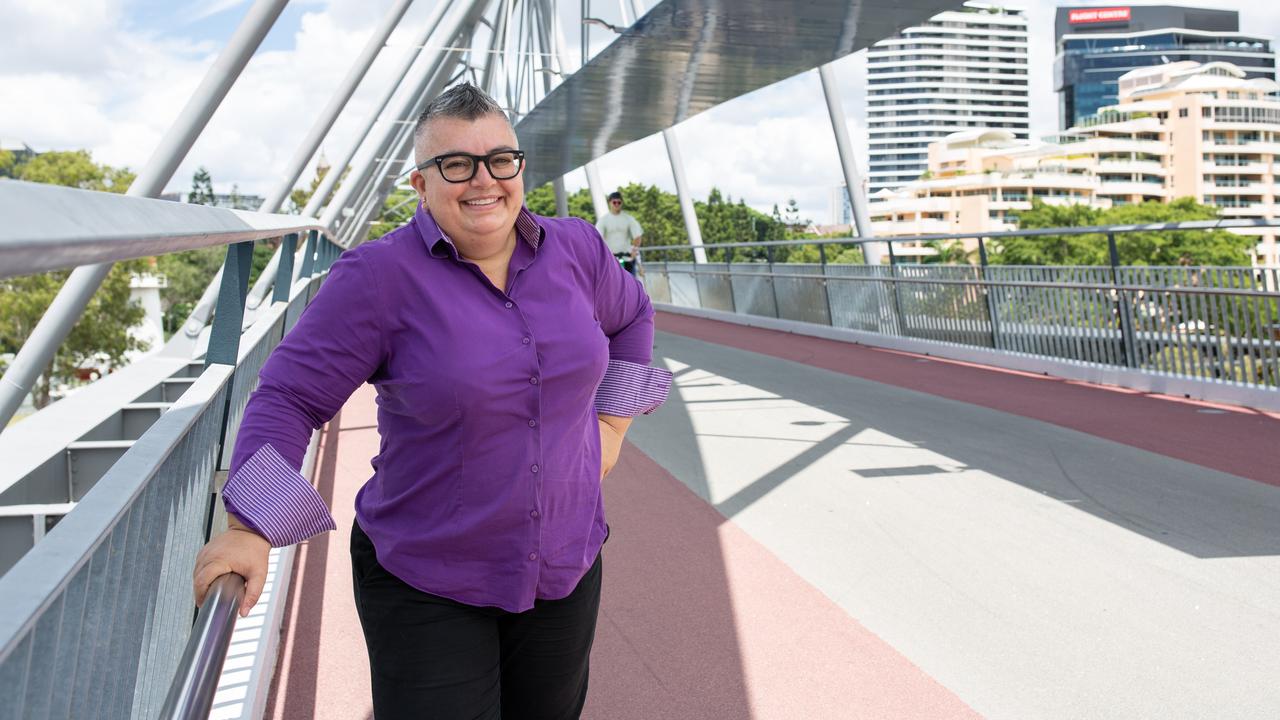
[865, 2, 1029, 196]
[1055, 5, 1275, 129]
[870, 61, 1280, 266]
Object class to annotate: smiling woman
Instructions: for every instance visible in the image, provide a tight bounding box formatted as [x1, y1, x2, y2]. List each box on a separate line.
[191, 82, 672, 720]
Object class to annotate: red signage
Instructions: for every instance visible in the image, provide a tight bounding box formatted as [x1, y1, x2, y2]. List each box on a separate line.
[1068, 7, 1131, 24]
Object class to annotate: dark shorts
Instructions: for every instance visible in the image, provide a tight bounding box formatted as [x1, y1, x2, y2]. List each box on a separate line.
[350, 521, 602, 720]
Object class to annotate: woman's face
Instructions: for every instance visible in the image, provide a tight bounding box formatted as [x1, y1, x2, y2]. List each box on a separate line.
[410, 113, 525, 261]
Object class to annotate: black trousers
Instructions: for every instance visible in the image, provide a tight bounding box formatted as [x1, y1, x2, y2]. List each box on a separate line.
[350, 521, 602, 720]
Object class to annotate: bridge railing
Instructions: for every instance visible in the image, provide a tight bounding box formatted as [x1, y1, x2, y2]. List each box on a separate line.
[0, 181, 341, 719]
[639, 219, 1280, 404]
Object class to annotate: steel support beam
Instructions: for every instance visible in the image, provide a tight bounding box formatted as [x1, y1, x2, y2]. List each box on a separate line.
[302, 1, 456, 220]
[258, 0, 414, 214]
[584, 163, 608, 222]
[241, 0, 457, 313]
[0, 0, 289, 430]
[662, 128, 708, 263]
[819, 61, 883, 265]
[320, 0, 488, 234]
[335, 25, 477, 247]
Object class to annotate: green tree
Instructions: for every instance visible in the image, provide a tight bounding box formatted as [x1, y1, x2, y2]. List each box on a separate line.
[0, 149, 17, 178]
[188, 166, 215, 205]
[991, 200, 1105, 265]
[370, 187, 420, 240]
[525, 183, 596, 222]
[288, 164, 348, 214]
[155, 247, 224, 336]
[17, 150, 135, 192]
[919, 239, 972, 264]
[991, 198, 1253, 266]
[0, 149, 146, 410]
[783, 198, 801, 225]
[1, 261, 148, 408]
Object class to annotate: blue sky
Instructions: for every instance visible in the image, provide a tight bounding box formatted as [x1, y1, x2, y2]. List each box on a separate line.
[3, 0, 1279, 223]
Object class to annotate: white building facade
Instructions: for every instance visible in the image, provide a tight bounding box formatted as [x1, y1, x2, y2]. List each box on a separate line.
[865, 2, 1030, 195]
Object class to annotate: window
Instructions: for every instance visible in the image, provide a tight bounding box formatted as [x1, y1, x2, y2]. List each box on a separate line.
[1179, 108, 1189, 118]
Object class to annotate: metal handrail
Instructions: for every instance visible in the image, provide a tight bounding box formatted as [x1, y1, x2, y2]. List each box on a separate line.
[660, 267, 1280, 299]
[159, 574, 246, 720]
[0, 180, 325, 280]
[636, 217, 1280, 253]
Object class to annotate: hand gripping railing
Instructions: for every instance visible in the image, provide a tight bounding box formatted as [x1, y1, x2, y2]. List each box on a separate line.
[159, 574, 246, 720]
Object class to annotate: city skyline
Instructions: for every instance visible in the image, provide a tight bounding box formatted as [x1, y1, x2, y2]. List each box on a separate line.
[4, 0, 1280, 224]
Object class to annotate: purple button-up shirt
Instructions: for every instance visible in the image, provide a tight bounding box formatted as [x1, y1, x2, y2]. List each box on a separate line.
[222, 206, 671, 612]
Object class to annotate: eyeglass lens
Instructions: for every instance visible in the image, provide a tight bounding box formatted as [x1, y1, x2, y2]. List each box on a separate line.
[438, 151, 522, 182]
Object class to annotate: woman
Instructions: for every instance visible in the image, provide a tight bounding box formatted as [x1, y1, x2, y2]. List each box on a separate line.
[192, 83, 671, 719]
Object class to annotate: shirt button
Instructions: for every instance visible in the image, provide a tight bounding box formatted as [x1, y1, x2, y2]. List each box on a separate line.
[531, 464, 539, 473]
[522, 337, 530, 345]
[529, 377, 539, 385]
[528, 552, 538, 561]
[530, 510, 540, 519]
[528, 419, 537, 427]
[505, 301, 513, 308]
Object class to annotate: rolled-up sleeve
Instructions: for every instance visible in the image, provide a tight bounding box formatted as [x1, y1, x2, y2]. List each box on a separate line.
[222, 250, 386, 546]
[583, 221, 672, 416]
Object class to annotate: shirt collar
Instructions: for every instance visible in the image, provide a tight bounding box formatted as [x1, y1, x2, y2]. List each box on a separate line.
[415, 203, 545, 260]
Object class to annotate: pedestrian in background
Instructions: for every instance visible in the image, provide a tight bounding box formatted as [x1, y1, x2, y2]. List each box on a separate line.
[595, 190, 644, 276]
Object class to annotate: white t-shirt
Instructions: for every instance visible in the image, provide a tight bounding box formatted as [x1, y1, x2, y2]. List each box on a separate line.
[595, 211, 643, 255]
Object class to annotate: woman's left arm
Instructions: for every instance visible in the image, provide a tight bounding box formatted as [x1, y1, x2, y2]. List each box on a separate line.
[585, 221, 673, 476]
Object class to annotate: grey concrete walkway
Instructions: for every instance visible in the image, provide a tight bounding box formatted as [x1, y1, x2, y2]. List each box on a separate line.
[630, 324, 1280, 720]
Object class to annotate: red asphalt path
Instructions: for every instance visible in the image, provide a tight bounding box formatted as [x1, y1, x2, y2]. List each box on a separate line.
[655, 311, 1280, 487]
[264, 382, 981, 719]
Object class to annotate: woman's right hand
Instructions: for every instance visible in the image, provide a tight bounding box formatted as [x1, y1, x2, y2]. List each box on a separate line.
[193, 520, 271, 617]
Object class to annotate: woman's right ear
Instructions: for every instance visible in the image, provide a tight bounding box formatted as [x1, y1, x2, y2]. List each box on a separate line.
[409, 170, 429, 209]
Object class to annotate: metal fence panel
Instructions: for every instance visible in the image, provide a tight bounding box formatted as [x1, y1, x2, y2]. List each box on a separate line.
[666, 263, 700, 308]
[825, 265, 899, 335]
[729, 264, 778, 318]
[773, 264, 831, 326]
[0, 367, 232, 720]
[642, 262, 671, 304]
[695, 263, 734, 313]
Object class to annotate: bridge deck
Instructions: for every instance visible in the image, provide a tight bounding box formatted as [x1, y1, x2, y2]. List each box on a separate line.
[259, 312, 1280, 720]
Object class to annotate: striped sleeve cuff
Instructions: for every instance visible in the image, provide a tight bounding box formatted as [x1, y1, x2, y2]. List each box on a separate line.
[595, 359, 673, 417]
[222, 443, 336, 547]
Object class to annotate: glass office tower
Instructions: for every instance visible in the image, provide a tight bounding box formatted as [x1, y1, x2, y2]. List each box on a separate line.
[1055, 5, 1275, 129]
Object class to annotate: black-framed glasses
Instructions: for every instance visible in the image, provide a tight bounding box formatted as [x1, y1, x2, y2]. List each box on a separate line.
[417, 150, 525, 183]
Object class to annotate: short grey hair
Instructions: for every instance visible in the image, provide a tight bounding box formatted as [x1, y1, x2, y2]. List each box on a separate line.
[413, 83, 509, 162]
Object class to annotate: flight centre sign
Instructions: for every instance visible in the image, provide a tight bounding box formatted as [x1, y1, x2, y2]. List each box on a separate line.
[1068, 7, 1132, 25]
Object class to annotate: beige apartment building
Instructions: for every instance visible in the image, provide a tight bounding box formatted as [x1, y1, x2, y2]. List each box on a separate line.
[870, 61, 1280, 265]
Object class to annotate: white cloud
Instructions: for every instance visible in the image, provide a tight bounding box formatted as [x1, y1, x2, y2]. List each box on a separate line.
[185, 0, 250, 24]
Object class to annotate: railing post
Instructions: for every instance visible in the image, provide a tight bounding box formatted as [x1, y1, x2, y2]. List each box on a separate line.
[300, 229, 319, 279]
[206, 242, 254, 368]
[1108, 232, 1140, 368]
[272, 233, 298, 304]
[207, 240, 254, 489]
[766, 244, 782, 317]
[887, 241, 906, 336]
[819, 242, 835, 327]
[978, 237, 1001, 349]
